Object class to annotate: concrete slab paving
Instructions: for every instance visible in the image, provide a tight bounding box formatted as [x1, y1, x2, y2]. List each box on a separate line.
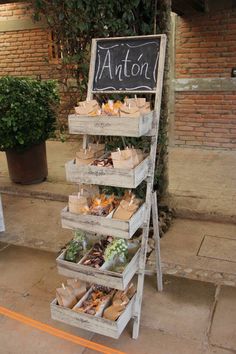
[0, 194, 72, 252]
[84, 324, 204, 354]
[0, 243, 235, 354]
[0, 317, 89, 354]
[0, 245, 56, 293]
[142, 275, 215, 341]
[210, 287, 236, 351]
[147, 218, 236, 286]
[167, 147, 236, 223]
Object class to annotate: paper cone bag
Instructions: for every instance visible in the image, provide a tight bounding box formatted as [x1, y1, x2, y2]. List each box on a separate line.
[56, 286, 77, 308]
[112, 199, 139, 220]
[88, 143, 105, 155]
[75, 150, 95, 166]
[111, 148, 144, 169]
[67, 279, 87, 300]
[68, 194, 89, 214]
[119, 104, 140, 117]
[78, 184, 100, 198]
[75, 100, 99, 115]
[111, 149, 134, 169]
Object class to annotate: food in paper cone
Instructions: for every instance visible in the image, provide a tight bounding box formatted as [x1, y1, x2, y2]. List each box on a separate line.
[75, 143, 105, 166]
[73, 285, 114, 316]
[88, 142, 105, 155]
[75, 100, 100, 116]
[111, 148, 144, 169]
[124, 97, 151, 113]
[69, 191, 120, 217]
[103, 283, 136, 321]
[90, 194, 119, 216]
[101, 100, 122, 116]
[64, 230, 87, 262]
[78, 185, 99, 199]
[103, 303, 126, 321]
[74, 98, 151, 117]
[67, 279, 87, 300]
[68, 193, 90, 214]
[120, 105, 141, 117]
[81, 236, 113, 268]
[112, 193, 141, 220]
[56, 284, 77, 308]
[91, 156, 113, 168]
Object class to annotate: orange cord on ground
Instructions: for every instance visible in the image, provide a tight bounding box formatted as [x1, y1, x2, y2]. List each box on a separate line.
[0, 306, 126, 354]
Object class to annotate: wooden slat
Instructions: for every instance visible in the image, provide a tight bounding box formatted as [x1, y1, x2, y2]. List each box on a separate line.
[50, 295, 136, 339]
[61, 204, 146, 239]
[68, 112, 153, 137]
[56, 248, 140, 290]
[65, 157, 150, 188]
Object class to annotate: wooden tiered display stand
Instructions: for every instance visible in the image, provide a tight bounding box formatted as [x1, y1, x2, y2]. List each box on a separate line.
[51, 34, 166, 339]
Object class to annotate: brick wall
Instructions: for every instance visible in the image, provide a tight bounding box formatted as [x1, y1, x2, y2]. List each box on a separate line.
[174, 9, 236, 149]
[0, 2, 71, 127]
[0, 2, 34, 20]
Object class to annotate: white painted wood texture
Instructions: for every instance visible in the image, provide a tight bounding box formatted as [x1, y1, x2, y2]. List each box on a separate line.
[132, 34, 166, 339]
[61, 203, 146, 239]
[68, 112, 153, 137]
[51, 294, 136, 339]
[56, 248, 140, 290]
[65, 157, 150, 188]
[0, 196, 5, 232]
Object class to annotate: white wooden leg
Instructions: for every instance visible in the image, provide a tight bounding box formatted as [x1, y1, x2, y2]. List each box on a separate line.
[0, 195, 5, 232]
[151, 191, 163, 291]
[132, 216, 151, 338]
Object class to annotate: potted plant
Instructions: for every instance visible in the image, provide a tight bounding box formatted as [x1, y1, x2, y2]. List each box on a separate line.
[0, 76, 59, 184]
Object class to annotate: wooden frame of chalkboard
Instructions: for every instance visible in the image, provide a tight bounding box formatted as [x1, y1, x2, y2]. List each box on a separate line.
[87, 34, 165, 95]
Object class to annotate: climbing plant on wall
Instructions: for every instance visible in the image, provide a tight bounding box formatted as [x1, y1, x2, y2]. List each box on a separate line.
[32, 0, 171, 199]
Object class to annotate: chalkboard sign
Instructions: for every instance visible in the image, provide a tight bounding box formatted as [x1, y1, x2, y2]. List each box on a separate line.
[90, 36, 162, 93]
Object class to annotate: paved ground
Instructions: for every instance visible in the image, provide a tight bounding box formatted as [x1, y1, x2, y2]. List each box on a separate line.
[0, 243, 236, 354]
[167, 146, 236, 223]
[0, 242, 236, 354]
[148, 218, 236, 287]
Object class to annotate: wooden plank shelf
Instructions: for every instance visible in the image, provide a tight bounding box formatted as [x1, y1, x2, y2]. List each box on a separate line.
[61, 203, 146, 239]
[68, 112, 153, 137]
[65, 157, 150, 188]
[51, 294, 136, 339]
[56, 248, 140, 291]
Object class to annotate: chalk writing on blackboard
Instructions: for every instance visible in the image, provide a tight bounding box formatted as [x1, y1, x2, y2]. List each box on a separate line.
[92, 37, 161, 92]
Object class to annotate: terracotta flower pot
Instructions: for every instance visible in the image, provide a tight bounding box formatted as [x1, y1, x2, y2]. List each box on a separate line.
[5, 141, 48, 185]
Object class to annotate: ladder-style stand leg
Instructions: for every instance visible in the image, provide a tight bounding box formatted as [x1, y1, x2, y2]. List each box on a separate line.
[151, 191, 163, 292]
[132, 223, 150, 339]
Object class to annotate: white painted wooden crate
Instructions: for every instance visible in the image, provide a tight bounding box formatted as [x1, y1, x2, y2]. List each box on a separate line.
[56, 247, 140, 290]
[68, 112, 153, 137]
[61, 203, 146, 239]
[65, 156, 150, 188]
[51, 294, 136, 339]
